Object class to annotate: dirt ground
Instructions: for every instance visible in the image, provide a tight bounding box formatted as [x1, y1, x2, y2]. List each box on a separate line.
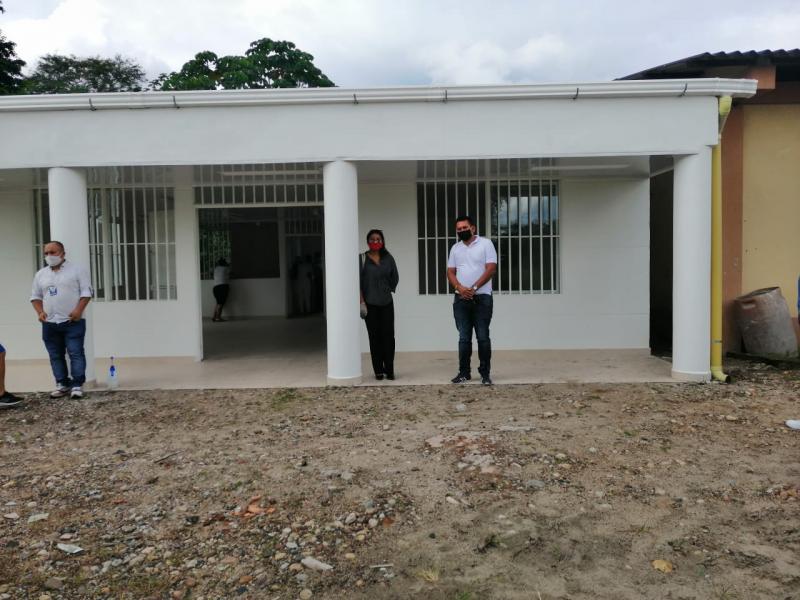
[1, 360, 799, 600]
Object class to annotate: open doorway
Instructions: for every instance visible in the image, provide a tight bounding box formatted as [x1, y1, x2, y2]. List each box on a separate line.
[285, 207, 325, 318]
[650, 171, 673, 356]
[198, 206, 325, 359]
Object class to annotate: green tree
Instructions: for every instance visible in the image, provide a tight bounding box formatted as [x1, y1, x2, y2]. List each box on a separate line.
[23, 54, 146, 94]
[153, 38, 334, 91]
[0, 0, 27, 95]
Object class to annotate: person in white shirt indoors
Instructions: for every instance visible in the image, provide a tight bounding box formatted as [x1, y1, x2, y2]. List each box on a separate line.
[30, 241, 93, 400]
[211, 258, 231, 322]
[446, 216, 498, 386]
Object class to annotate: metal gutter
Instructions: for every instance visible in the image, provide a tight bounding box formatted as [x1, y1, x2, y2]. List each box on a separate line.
[0, 78, 758, 113]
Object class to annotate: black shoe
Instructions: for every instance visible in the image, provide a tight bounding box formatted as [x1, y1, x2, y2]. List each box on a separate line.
[385, 373, 395, 380]
[375, 374, 385, 381]
[451, 373, 471, 384]
[0, 392, 22, 409]
[481, 376, 493, 386]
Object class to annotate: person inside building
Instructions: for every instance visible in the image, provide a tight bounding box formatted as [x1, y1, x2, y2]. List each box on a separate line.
[212, 258, 231, 322]
[359, 229, 399, 380]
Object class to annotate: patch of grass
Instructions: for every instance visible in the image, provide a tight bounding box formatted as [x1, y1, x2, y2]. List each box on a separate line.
[711, 584, 740, 600]
[110, 573, 172, 596]
[271, 388, 302, 409]
[416, 567, 441, 583]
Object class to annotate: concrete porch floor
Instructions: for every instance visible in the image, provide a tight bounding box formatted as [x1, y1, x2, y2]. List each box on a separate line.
[6, 316, 674, 392]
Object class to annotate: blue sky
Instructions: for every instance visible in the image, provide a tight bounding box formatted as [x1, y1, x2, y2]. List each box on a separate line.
[2, 0, 799, 86]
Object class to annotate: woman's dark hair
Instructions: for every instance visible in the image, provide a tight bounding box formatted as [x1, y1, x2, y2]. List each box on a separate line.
[216, 258, 229, 267]
[366, 229, 388, 256]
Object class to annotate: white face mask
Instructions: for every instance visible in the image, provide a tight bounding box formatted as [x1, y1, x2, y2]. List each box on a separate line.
[45, 255, 63, 267]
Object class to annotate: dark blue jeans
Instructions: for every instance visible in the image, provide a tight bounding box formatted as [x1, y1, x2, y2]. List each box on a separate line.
[42, 319, 87, 387]
[453, 294, 493, 377]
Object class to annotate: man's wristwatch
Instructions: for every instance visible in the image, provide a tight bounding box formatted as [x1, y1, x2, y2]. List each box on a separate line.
[471, 285, 478, 292]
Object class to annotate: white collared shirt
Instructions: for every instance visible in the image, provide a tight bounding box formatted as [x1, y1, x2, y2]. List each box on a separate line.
[30, 260, 93, 323]
[447, 235, 498, 294]
[213, 265, 230, 286]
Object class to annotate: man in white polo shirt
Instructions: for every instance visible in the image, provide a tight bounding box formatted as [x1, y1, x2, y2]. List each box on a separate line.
[30, 241, 93, 399]
[446, 215, 498, 385]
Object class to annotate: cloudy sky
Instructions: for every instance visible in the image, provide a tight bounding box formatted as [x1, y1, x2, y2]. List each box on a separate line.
[2, 0, 799, 87]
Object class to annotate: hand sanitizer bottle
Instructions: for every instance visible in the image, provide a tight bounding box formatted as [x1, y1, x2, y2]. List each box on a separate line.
[107, 356, 119, 390]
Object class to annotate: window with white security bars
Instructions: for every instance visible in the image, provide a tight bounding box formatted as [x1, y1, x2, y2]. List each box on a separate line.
[416, 159, 560, 295]
[31, 167, 177, 301]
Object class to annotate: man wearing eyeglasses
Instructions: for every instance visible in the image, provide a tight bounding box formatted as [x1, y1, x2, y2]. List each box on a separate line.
[446, 215, 498, 385]
[30, 241, 93, 400]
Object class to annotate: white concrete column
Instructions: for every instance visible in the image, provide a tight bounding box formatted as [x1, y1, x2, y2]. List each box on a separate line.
[672, 149, 712, 381]
[323, 160, 361, 384]
[47, 167, 95, 382]
[173, 166, 203, 361]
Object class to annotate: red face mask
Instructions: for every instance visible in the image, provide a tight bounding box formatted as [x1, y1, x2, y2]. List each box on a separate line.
[368, 241, 383, 251]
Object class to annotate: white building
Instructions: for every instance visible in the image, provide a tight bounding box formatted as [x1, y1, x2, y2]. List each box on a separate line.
[0, 79, 756, 384]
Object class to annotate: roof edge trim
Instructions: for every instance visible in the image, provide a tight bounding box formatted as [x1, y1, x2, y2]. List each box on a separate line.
[0, 79, 757, 113]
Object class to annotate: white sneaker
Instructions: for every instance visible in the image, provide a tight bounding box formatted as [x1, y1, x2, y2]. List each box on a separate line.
[69, 387, 84, 400]
[786, 420, 800, 431]
[50, 386, 70, 398]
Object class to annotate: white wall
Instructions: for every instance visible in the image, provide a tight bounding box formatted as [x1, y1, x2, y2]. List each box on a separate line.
[357, 176, 649, 352]
[200, 278, 286, 317]
[0, 191, 45, 359]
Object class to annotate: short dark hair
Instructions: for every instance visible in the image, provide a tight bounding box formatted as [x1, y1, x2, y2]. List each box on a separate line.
[454, 215, 474, 227]
[45, 240, 65, 251]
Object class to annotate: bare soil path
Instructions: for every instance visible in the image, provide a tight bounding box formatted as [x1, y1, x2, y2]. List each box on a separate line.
[1, 360, 798, 599]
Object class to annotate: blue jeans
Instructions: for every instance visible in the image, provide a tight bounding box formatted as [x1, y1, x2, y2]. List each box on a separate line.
[453, 294, 493, 377]
[42, 319, 87, 388]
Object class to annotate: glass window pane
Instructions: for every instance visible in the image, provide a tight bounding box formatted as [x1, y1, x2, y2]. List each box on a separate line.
[542, 185, 550, 235]
[552, 238, 560, 292]
[519, 184, 529, 237]
[437, 239, 447, 294]
[499, 237, 510, 292]
[426, 240, 437, 295]
[456, 183, 467, 218]
[436, 183, 447, 238]
[551, 186, 559, 236]
[543, 237, 552, 291]
[425, 184, 436, 238]
[521, 238, 531, 292]
[418, 239, 427, 294]
[510, 238, 520, 292]
[416, 184, 425, 240]
[532, 238, 541, 292]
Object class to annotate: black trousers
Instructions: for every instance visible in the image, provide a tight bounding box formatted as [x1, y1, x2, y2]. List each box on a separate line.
[213, 284, 230, 307]
[364, 301, 395, 376]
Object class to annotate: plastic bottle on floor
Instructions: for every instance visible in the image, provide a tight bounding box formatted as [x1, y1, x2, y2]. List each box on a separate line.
[107, 357, 119, 390]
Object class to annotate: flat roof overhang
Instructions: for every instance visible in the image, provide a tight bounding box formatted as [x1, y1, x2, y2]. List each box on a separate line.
[0, 79, 757, 170]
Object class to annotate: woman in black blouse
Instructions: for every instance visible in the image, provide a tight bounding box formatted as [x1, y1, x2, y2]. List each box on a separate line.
[359, 229, 399, 380]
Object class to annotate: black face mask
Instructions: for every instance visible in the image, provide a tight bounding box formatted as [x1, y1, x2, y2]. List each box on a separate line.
[457, 230, 473, 242]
